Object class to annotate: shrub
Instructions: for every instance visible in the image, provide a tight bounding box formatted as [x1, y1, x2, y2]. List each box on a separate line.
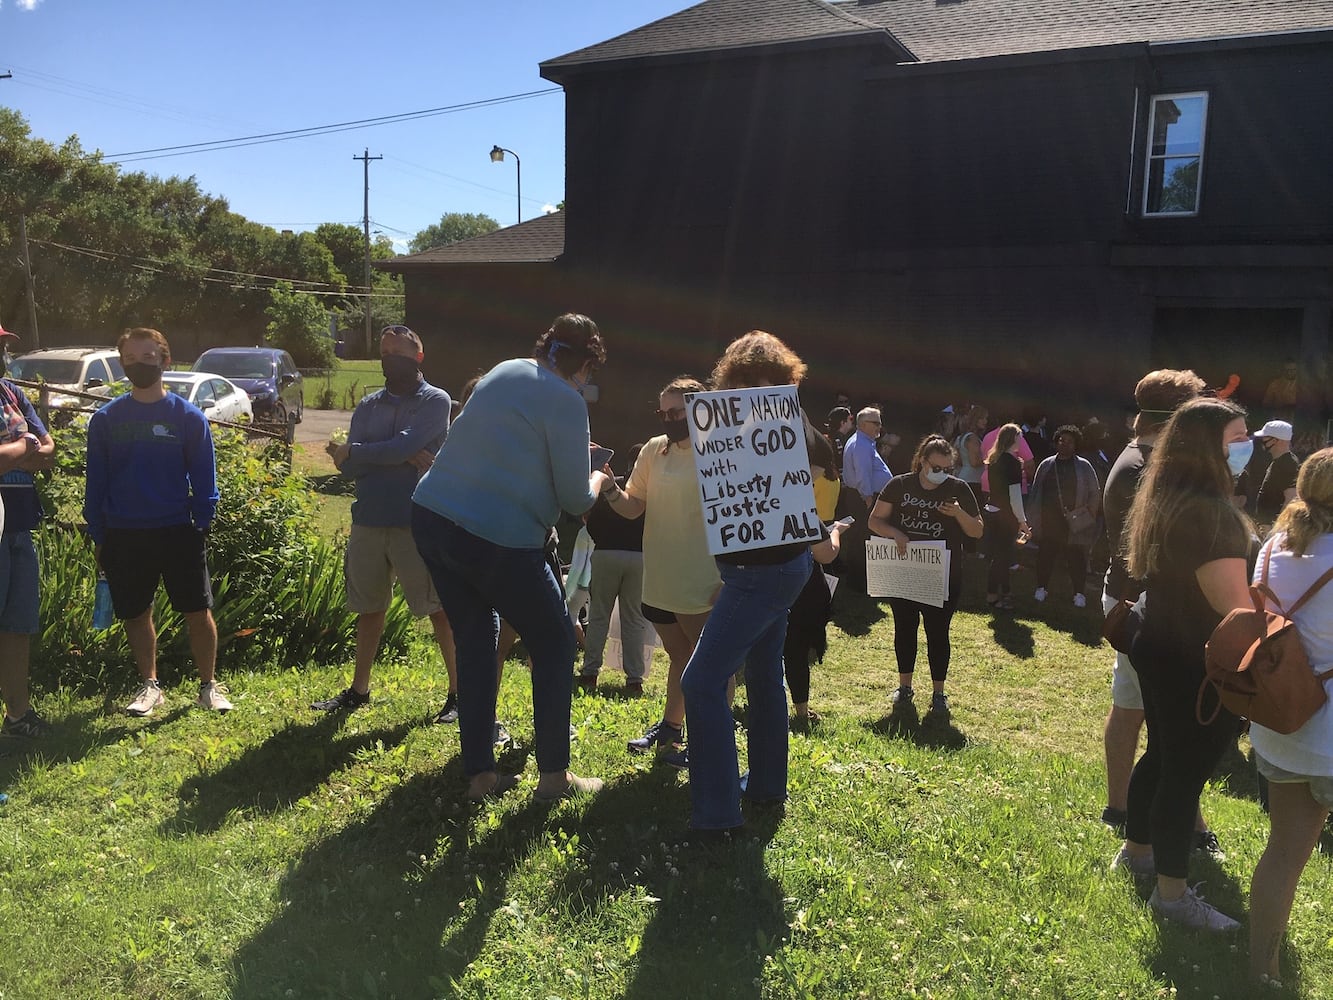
[29, 418, 412, 688]
[265, 280, 336, 368]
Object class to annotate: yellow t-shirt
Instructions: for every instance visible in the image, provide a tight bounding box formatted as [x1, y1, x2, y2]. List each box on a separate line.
[627, 435, 720, 615]
[813, 474, 840, 522]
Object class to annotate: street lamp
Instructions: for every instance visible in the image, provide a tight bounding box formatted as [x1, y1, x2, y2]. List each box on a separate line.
[489, 145, 521, 225]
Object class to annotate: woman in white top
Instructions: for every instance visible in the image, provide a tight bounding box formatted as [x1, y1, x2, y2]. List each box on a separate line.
[1248, 447, 1333, 985]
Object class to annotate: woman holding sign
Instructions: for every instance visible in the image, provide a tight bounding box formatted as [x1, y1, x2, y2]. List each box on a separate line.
[868, 434, 984, 720]
[677, 331, 849, 836]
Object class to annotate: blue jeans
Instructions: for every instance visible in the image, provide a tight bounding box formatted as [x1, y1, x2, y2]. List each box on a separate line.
[681, 549, 813, 830]
[411, 505, 575, 778]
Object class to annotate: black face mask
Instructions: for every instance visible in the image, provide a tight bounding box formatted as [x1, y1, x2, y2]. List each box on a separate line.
[662, 417, 690, 443]
[381, 355, 420, 395]
[125, 362, 162, 389]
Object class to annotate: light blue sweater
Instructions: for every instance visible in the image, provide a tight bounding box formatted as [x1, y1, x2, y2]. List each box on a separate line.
[412, 358, 596, 548]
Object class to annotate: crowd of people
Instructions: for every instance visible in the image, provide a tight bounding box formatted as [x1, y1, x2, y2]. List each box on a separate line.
[0, 313, 1330, 987]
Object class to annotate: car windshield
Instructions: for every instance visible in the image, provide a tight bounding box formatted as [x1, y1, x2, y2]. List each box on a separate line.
[196, 353, 274, 379]
[7, 357, 83, 383]
[162, 376, 193, 399]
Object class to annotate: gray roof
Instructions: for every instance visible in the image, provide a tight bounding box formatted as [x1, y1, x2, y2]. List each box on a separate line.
[541, 0, 1333, 75]
[377, 211, 564, 270]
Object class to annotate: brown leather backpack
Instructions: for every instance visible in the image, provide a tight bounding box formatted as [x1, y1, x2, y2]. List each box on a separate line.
[1198, 548, 1333, 734]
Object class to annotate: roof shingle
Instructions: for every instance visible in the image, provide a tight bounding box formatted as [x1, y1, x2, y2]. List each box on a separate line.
[378, 211, 564, 269]
[541, 0, 1333, 75]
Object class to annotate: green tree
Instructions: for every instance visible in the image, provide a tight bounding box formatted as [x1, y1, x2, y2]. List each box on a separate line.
[408, 212, 499, 253]
[264, 281, 335, 367]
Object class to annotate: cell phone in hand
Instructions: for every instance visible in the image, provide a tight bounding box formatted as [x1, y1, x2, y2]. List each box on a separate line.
[834, 515, 856, 527]
[590, 446, 615, 472]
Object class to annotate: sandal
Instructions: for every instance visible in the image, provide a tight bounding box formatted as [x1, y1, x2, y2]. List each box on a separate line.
[534, 771, 604, 803]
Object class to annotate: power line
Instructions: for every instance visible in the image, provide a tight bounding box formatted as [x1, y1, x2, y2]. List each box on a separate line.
[29, 238, 403, 298]
[96, 88, 560, 164]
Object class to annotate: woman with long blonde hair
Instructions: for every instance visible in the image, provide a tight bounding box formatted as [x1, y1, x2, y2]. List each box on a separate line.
[984, 423, 1028, 609]
[1114, 396, 1254, 930]
[1247, 448, 1333, 983]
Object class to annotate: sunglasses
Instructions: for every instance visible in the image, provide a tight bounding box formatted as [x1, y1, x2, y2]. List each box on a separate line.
[928, 462, 954, 474]
[656, 406, 686, 421]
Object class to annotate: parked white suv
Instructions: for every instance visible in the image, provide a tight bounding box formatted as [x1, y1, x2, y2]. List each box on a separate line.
[7, 347, 125, 417]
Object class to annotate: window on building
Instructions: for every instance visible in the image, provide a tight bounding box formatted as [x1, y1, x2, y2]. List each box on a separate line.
[1143, 92, 1208, 216]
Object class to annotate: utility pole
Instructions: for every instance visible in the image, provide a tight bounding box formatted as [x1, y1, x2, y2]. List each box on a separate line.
[18, 214, 39, 348]
[353, 148, 382, 355]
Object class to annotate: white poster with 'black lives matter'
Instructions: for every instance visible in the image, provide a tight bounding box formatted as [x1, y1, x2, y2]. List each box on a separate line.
[865, 538, 950, 608]
[686, 385, 821, 556]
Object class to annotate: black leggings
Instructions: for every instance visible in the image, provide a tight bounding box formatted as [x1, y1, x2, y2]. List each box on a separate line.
[986, 511, 1020, 595]
[1035, 518, 1087, 593]
[782, 638, 812, 704]
[1125, 633, 1237, 878]
[888, 597, 956, 684]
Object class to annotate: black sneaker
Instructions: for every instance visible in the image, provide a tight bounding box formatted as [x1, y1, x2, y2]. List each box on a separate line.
[311, 687, 370, 712]
[493, 721, 512, 748]
[890, 685, 915, 706]
[628, 720, 681, 754]
[1101, 806, 1128, 836]
[929, 692, 951, 721]
[2, 709, 51, 739]
[1193, 830, 1226, 861]
[432, 692, 459, 725]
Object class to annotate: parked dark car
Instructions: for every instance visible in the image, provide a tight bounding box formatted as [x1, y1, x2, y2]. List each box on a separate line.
[192, 348, 303, 442]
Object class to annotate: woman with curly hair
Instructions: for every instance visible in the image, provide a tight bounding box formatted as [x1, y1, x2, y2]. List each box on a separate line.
[412, 314, 612, 803]
[1027, 424, 1101, 607]
[1114, 396, 1255, 930]
[1247, 447, 1333, 984]
[679, 331, 849, 836]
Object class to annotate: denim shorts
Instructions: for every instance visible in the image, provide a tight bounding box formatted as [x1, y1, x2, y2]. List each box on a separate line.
[0, 531, 40, 634]
[1254, 751, 1333, 810]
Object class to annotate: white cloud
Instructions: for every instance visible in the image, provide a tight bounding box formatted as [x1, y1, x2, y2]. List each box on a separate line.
[542, 204, 558, 215]
[16, 0, 46, 10]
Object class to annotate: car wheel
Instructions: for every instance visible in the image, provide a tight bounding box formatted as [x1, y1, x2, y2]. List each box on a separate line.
[284, 411, 297, 445]
[271, 401, 288, 437]
[295, 394, 304, 422]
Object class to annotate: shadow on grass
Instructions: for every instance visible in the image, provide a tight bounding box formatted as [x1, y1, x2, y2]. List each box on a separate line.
[1213, 735, 1264, 807]
[547, 769, 788, 1000]
[864, 702, 967, 751]
[987, 613, 1036, 658]
[830, 588, 886, 638]
[161, 714, 415, 834]
[0, 704, 190, 775]
[228, 762, 544, 999]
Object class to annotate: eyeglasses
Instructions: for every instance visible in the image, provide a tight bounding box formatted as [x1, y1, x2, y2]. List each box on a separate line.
[656, 406, 686, 421]
[928, 462, 954, 474]
[862, 419, 882, 427]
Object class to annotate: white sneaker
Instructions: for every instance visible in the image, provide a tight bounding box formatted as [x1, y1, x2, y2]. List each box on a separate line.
[1073, 593, 1086, 608]
[1033, 587, 1048, 603]
[1149, 884, 1240, 932]
[197, 681, 233, 712]
[125, 680, 164, 717]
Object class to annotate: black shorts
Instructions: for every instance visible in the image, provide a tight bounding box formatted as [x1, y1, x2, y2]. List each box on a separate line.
[101, 524, 213, 620]
[641, 602, 677, 625]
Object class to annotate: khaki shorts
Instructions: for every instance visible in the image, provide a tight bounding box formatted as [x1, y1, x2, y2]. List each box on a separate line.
[1103, 590, 1144, 711]
[345, 524, 441, 617]
[1254, 751, 1333, 810]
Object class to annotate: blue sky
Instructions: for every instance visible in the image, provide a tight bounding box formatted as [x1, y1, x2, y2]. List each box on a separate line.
[1, 0, 692, 247]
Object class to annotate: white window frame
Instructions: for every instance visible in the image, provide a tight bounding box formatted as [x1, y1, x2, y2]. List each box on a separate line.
[1142, 91, 1208, 218]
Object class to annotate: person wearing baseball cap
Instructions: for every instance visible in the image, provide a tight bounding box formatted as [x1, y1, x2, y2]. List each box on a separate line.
[0, 317, 57, 738]
[1255, 419, 1298, 530]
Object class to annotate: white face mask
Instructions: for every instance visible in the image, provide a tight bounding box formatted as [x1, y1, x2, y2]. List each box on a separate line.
[924, 469, 950, 485]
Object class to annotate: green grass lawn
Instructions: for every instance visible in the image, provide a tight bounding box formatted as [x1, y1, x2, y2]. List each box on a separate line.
[304, 360, 382, 411]
[2, 571, 1331, 998]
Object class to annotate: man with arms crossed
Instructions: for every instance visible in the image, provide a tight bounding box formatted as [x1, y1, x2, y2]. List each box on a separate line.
[315, 325, 458, 718]
[84, 328, 229, 715]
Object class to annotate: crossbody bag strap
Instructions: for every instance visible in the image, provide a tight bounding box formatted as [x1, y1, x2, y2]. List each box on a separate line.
[1286, 563, 1333, 617]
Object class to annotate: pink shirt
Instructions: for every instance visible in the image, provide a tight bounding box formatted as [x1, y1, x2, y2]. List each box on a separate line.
[980, 429, 1033, 494]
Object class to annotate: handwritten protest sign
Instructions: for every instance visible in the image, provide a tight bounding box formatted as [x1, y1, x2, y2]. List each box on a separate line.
[686, 385, 820, 555]
[865, 538, 950, 607]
